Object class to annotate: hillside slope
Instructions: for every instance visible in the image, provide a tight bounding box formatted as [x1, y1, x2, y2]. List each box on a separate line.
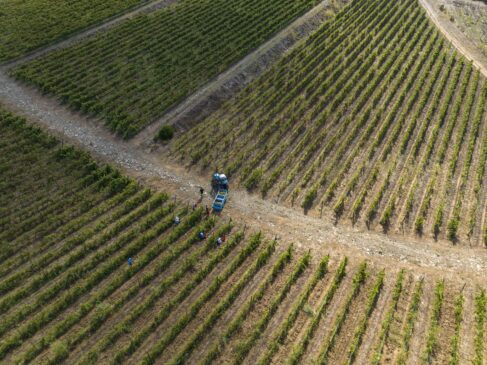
[174, 0, 487, 246]
[1, 106, 486, 364]
[0, 0, 148, 62]
[11, 0, 326, 138]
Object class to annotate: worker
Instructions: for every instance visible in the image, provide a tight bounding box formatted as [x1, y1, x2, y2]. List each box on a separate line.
[216, 237, 223, 246]
[198, 231, 206, 240]
[174, 215, 180, 225]
[128, 257, 133, 267]
[212, 173, 219, 193]
[200, 187, 204, 197]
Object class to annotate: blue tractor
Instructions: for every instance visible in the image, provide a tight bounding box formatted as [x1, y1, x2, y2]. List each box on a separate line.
[211, 173, 229, 213]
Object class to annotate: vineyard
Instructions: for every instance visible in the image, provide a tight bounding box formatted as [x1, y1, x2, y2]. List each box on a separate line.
[10, 0, 327, 138]
[0, 106, 487, 364]
[0, 107, 485, 364]
[0, 0, 147, 62]
[4, 0, 487, 361]
[174, 0, 487, 246]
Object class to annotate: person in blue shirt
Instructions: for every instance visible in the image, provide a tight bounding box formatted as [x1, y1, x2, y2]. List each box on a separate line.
[128, 257, 133, 266]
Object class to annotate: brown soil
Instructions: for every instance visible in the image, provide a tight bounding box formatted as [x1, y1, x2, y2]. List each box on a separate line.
[323, 273, 377, 364]
[213, 257, 300, 365]
[127, 240, 275, 363]
[458, 285, 477, 363]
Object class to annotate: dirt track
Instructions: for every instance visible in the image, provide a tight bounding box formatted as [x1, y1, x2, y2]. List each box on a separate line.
[1, 0, 487, 283]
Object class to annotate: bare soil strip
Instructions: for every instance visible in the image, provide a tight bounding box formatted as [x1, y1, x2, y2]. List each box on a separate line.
[323, 271, 378, 364]
[301, 270, 354, 363]
[242, 269, 312, 365]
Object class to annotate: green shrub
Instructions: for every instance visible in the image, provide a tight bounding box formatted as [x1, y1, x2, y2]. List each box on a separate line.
[156, 125, 175, 141]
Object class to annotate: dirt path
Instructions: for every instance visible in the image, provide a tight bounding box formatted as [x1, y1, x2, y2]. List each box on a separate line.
[419, 0, 487, 77]
[1, 0, 178, 69]
[132, 0, 338, 145]
[2, 70, 487, 283]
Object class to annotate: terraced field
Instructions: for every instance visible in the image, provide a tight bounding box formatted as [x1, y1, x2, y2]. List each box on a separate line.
[173, 0, 487, 246]
[1, 106, 486, 364]
[10, 0, 328, 138]
[0, 0, 147, 62]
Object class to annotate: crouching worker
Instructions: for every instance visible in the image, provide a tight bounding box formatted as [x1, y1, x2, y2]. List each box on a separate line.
[174, 215, 180, 225]
[198, 231, 206, 240]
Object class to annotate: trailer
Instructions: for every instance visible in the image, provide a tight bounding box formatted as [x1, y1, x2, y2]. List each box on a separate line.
[212, 189, 228, 212]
